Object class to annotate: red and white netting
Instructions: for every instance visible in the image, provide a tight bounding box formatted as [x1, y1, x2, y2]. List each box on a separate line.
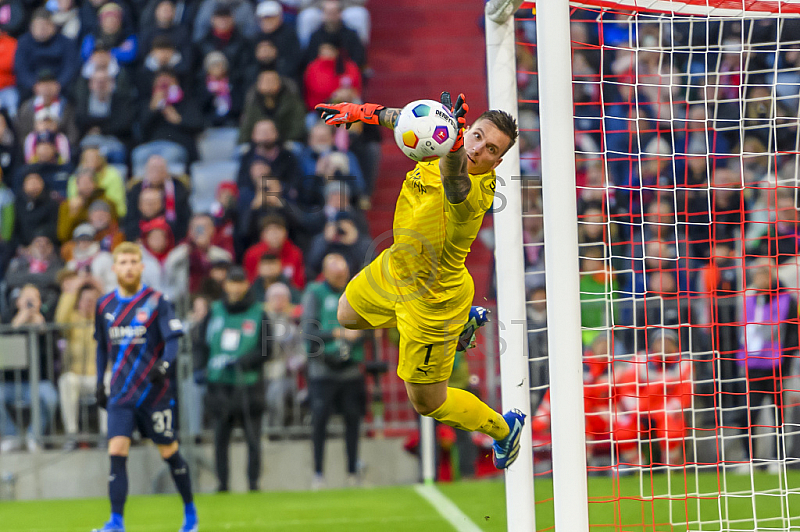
[518, 1, 800, 529]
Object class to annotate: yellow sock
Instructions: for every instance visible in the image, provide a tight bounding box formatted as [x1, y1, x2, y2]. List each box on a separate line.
[428, 388, 509, 440]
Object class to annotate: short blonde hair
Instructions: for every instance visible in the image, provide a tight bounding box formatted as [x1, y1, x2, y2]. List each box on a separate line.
[112, 241, 142, 261]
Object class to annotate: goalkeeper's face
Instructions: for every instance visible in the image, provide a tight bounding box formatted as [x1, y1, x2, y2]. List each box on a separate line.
[113, 253, 144, 292]
[464, 118, 511, 175]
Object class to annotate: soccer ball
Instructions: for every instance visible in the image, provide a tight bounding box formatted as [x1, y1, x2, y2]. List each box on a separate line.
[393, 99, 458, 162]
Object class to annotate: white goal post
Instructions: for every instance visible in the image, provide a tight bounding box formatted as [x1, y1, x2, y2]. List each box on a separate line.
[488, 0, 800, 531]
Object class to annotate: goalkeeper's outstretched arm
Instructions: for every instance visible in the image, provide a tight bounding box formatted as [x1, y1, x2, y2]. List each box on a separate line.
[316, 101, 401, 130]
[440, 146, 470, 204]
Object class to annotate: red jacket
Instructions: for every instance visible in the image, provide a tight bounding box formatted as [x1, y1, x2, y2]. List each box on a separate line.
[303, 57, 362, 110]
[243, 239, 306, 288]
[0, 34, 16, 90]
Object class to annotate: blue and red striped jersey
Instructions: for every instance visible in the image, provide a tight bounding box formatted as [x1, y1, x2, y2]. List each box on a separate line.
[95, 285, 184, 408]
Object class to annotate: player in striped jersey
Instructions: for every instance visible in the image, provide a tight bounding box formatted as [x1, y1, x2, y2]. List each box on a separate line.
[316, 94, 526, 469]
[92, 242, 197, 532]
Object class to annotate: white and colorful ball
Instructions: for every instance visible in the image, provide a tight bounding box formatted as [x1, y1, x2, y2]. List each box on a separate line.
[393, 99, 458, 162]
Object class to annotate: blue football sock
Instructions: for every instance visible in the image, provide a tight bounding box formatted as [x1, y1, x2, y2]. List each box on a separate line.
[165, 451, 194, 505]
[109, 455, 128, 518]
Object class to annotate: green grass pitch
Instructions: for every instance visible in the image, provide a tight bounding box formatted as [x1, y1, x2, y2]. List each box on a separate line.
[3, 472, 800, 531]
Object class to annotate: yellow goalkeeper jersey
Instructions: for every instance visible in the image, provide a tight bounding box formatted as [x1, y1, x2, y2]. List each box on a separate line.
[387, 159, 496, 304]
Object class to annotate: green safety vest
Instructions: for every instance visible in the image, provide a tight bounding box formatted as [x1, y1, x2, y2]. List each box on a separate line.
[306, 281, 364, 362]
[206, 300, 264, 385]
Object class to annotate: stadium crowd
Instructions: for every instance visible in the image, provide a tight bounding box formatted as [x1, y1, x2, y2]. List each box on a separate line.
[519, 10, 800, 467]
[0, 0, 378, 463]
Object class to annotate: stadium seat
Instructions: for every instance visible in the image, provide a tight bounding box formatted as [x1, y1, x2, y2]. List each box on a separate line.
[189, 160, 239, 213]
[197, 127, 241, 162]
[132, 141, 189, 177]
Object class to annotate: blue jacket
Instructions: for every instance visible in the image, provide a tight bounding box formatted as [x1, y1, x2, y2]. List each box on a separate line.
[81, 33, 138, 65]
[13, 33, 80, 92]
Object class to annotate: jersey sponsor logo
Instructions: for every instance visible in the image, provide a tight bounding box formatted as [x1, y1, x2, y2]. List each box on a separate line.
[242, 319, 256, 336]
[108, 324, 148, 343]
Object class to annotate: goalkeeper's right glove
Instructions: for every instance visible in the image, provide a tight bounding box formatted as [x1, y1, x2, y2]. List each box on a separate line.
[315, 102, 385, 128]
[95, 384, 108, 410]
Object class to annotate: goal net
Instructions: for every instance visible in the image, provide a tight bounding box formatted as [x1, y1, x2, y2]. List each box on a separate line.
[515, 1, 800, 530]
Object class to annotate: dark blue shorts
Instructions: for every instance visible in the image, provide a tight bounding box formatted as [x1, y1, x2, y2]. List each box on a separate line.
[107, 399, 178, 445]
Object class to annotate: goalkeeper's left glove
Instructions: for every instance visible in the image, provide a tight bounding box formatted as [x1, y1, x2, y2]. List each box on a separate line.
[148, 360, 170, 384]
[315, 102, 385, 128]
[441, 92, 469, 152]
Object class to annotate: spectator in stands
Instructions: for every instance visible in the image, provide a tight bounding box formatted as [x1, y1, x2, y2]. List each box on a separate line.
[298, 121, 364, 198]
[5, 234, 63, 319]
[210, 181, 238, 256]
[305, 210, 370, 281]
[124, 186, 163, 240]
[195, 257, 230, 301]
[618, 328, 693, 465]
[301, 0, 365, 69]
[55, 275, 106, 448]
[62, 223, 116, 290]
[139, 0, 198, 36]
[737, 258, 798, 466]
[57, 166, 118, 242]
[138, 0, 193, 65]
[66, 147, 125, 217]
[249, 251, 300, 304]
[194, 4, 250, 88]
[300, 180, 366, 244]
[78, 0, 135, 43]
[198, 51, 242, 127]
[0, 0, 25, 38]
[74, 69, 136, 151]
[192, 0, 258, 43]
[51, 0, 82, 40]
[578, 245, 618, 348]
[237, 118, 299, 192]
[165, 213, 233, 299]
[138, 68, 203, 162]
[0, 109, 20, 179]
[238, 161, 301, 249]
[264, 281, 303, 432]
[238, 69, 306, 144]
[0, 284, 59, 452]
[136, 35, 191, 100]
[0, 29, 18, 116]
[14, 142, 73, 198]
[749, 188, 800, 265]
[125, 154, 190, 240]
[303, 35, 361, 112]
[298, 0, 368, 52]
[23, 109, 70, 164]
[0, 166, 13, 276]
[195, 265, 270, 492]
[86, 198, 124, 252]
[16, 69, 79, 149]
[139, 215, 175, 293]
[253, 1, 302, 82]
[13, 9, 80, 101]
[302, 252, 365, 488]
[75, 41, 134, 104]
[243, 214, 305, 288]
[13, 170, 58, 245]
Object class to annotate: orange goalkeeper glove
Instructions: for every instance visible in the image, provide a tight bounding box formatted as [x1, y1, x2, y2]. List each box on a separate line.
[441, 91, 469, 152]
[315, 102, 385, 128]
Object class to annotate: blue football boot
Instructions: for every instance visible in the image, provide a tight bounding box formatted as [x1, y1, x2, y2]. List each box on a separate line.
[179, 503, 198, 532]
[92, 515, 125, 532]
[492, 409, 526, 469]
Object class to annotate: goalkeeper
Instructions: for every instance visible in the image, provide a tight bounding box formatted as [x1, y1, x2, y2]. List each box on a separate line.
[316, 94, 525, 468]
